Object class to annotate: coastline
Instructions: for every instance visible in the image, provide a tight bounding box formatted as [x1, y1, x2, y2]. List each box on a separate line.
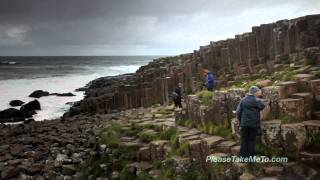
[1, 14, 320, 179]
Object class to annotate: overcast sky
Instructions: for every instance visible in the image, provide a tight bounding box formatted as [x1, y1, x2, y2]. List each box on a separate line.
[0, 0, 319, 56]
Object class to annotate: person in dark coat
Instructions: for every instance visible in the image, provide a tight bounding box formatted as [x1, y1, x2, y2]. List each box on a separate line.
[172, 83, 183, 108]
[204, 69, 216, 91]
[236, 86, 265, 160]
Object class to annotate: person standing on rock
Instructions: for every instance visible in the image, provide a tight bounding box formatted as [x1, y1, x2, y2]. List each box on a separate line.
[172, 83, 183, 108]
[236, 86, 265, 161]
[204, 69, 216, 91]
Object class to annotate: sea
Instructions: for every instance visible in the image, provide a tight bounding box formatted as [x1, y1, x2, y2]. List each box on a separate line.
[0, 56, 158, 121]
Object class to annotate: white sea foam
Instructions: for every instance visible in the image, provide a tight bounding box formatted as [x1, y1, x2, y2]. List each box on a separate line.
[0, 64, 143, 121]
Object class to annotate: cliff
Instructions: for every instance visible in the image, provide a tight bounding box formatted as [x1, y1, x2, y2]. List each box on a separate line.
[1, 14, 319, 179]
[67, 14, 320, 116]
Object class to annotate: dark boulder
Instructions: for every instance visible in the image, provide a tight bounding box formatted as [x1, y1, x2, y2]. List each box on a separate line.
[9, 100, 25, 107]
[24, 118, 35, 124]
[63, 107, 80, 118]
[75, 87, 87, 92]
[0, 108, 24, 123]
[51, 92, 76, 97]
[20, 100, 41, 118]
[29, 90, 50, 98]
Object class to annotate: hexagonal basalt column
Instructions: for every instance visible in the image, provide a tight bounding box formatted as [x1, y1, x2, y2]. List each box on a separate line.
[281, 123, 306, 152]
[302, 120, 320, 146]
[262, 86, 281, 118]
[293, 74, 316, 92]
[279, 98, 305, 121]
[310, 79, 320, 103]
[291, 92, 314, 119]
[278, 81, 298, 98]
[261, 120, 282, 148]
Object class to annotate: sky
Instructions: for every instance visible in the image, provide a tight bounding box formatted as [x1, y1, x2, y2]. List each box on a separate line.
[0, 0, 319, 56]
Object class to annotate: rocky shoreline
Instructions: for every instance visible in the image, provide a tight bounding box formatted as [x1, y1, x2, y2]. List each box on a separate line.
[1, 14, 320, 180]
[0, 90, 76, 123]
[0, 113, 112, 179]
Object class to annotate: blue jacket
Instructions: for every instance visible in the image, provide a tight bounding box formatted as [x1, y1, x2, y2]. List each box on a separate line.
[207, 73, 215, 88]
[236, 95, 265, 127]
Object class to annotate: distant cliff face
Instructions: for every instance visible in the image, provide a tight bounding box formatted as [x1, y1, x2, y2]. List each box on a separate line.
[67, 14, 320, 116]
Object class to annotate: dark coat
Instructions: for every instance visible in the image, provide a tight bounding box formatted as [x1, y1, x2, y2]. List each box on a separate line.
[236, 95, 265, 127]
[174, 87, 182, 100]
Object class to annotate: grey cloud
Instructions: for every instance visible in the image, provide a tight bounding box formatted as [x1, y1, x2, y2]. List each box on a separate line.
[0, 0, 319, 55]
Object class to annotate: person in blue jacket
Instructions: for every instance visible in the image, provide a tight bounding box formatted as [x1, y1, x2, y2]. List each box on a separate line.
[204, 69, 215, 91]
[236, 86, 265, 161]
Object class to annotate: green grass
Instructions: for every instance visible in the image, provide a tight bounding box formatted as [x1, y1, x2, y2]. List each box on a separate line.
[159, 127, 178, 141]
[177, 119, 196, 128]
[309, 133, 320, 149]
[231, 67, 297, 91]
[99, 122, 122, 147]
[198, 122, 233, 140]
[76, 156, 103, 180]
[157, 108, 172, 115]
[196, 90, 213, 106]
[255, 143, 282, 157]
[266, 67, 297, 82]
[138, 129, 158, 143]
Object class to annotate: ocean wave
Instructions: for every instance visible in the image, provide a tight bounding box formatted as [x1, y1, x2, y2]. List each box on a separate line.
[0, 61, 18, 65]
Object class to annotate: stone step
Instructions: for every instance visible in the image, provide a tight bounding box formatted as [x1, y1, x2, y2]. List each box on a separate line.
[290, 92, 314, 119]
[292, 74, 316, 92]
[201, 136, 224, 149]
[300, 151, 320, 164]
[215, 140, 237, 153]
[176, 126, 190, 132]
[302, 120, 320, 134]
[278, 81, 298, 98]
[299, 151, 320, 163]
[278, 98, 306, 121]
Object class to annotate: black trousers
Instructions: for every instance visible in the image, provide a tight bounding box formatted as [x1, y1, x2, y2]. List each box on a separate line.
[240, 126, 258, 158]
[174, 98, 182, 108]
[207, 86, 213, 91]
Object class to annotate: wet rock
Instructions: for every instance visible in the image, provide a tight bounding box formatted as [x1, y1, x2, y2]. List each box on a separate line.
[20, 100, 41, 118]
[0, 108, 24, 122]
[29, 90, 50, 98]
[52, 92, 76, 97]
[9, 100, 25, 107]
